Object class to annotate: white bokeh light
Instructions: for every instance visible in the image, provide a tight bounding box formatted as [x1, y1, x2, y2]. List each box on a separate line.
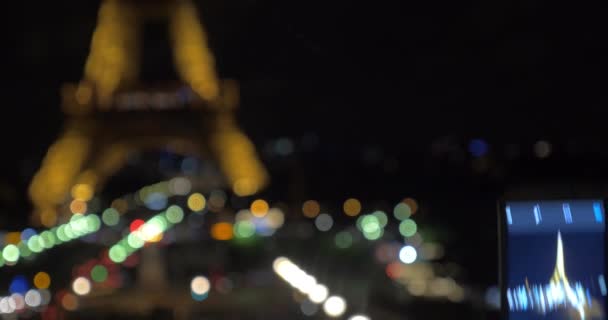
[399, 245, 417, 264]
[191, 276, 211, 295]
[323, 296, 347, 317]
[24, 290, 41, 307]
[349, 315, 371, 320]
[308, 284, 329, 304]
[72, 277, 91, 296]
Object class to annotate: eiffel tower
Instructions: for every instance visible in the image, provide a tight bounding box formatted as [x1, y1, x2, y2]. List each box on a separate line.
[28, 0, 268, 226]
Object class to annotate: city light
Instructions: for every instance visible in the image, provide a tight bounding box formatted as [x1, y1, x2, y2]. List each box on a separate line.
[191, 276, 211, 301]
[323, 296, 347, 317]
[187, 193, 206, 212]
[343, 198, 362, 217]
[399, 245, 418, 264]
[308, 284, 329, 304]
[250, 199, 269, 217]
[302, 200, 321, 218]
[72, 277, 91, 296]
[33, 272, 51, 289]
[315, 214, 333, 231]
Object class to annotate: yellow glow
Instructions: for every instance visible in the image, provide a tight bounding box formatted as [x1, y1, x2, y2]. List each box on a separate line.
[5, 232, 21, 245]
[83, 0, 138, 107]
[69, 200, 87, 214]
[170, 0, 220, 102]
[250, 199, 269, 217]
[71, 184, 93, 201]
[343, 198, 362, 217]
[34, 272, 51, 289]
[210, 114, 268, 197]
[187, 193, 206, 212]
[211, 222, 233, 241]
[29, 131, 91, 224]
[302, 200, 320, 218]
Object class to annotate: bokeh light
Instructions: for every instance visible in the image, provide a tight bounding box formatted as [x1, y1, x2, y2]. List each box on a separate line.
[234, 220, 256, 238]
[169, 177, 192, 195]
[468, 138, 488, 157]
[211, 222, 233, 241]
[187, 193, 206, 212]
[24, 290, 41, 308]
[72, 277, 91, 296]
[302, 200, 320, 218]
[315, 214, 333, 232]
[349, 315, 371, 320]
[399, 219, 418, 237]
[402, 198, 418, 215]
[69, 200, 87, 214]
[108, 245, 127, 263]
[399, 245, 417, 264]
[33, 272, 51, 289]
[300, 300, 318, 316]
[266, 208, 285, 229]
[3, 245, 20, 263]
[91, 265, 108, 283]
[372, 211, 388, 227]
[393, 202, 411, 220]
[102, 208, 120, 226]
[130, 219, 145, 233]
[334, 231, 353, 249]
[323, 296, 347, 317]
[534, 140, 552, 158]
[250, 199, 269, 217]
[9, 276, 29, 294]
[308, 284, 329, 304]
[61, 293, 78, 310]
[343, 198, 362, 217]
[166, 205, 184, 224]
[191, 275, 210, 301]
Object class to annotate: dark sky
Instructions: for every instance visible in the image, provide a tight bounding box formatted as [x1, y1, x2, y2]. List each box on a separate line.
[1, 0, 608, 285]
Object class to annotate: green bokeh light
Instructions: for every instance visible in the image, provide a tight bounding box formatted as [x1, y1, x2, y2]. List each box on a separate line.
[361, 215, 380, 234]
[165, 205, 184, 224]
[399, 219, 418, 237]
[56, 226, 69, 242]
[27, 236, 43, 253]
[91, 265, 108, 282]
[18, 242, 31, 257]
[2, 244, 20, 262]
[109, 245, 127, 263]
[363, 228, 383, 240]
[40, 231, 56, 249]
[64, 224, 75, 239]
[102, 208, 120, 226]
[334, 231, 353, 249]
[70, 214, 88, 235]
[234, 220, 256, 238]
[87, 215, 101, 232]
[372, 211, 388, 227]
[394, 203, 412, 220]
[127, 233, 145, 249]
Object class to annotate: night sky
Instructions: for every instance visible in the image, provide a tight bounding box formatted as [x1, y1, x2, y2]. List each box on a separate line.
[2, 0, 608, 288]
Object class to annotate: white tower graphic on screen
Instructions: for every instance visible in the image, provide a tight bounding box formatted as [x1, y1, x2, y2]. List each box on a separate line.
[507, 231, 593, 320]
